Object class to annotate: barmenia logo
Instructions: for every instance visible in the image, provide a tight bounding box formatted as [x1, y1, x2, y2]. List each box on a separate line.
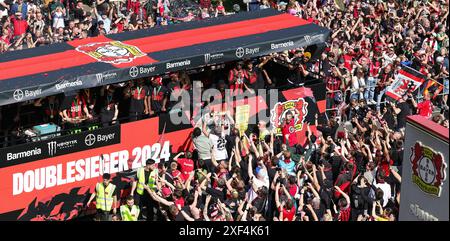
[7, 148, 42, 161]
[47, 140, 78, 156]
[166, 59, 191, 69]
[55, 79, 83, 90]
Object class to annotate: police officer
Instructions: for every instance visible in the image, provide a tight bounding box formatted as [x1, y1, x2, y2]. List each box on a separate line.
[130, 159, 160, 221]
[120, 195, 140, 221]
[87, 173, 117, 221]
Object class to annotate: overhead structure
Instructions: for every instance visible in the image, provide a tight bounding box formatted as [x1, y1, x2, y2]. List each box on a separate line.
[0, 9, 330, 106]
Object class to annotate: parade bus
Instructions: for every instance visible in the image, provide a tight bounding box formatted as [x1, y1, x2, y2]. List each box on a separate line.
[0, 9, 330, 220]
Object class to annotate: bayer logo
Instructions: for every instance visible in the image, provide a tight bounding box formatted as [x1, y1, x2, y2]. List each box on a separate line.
[85, 134, 96, 146]
[13, 89, 24, 101]
[418, 156, 437, 184]
[129, 66, 139, 78]
[235, 47, 245, 58]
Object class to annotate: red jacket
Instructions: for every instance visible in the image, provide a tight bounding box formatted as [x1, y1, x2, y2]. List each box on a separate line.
[11, 16, 28, 37]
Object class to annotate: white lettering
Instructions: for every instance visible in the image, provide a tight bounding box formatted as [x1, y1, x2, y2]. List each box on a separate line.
[166, 59, 191, 69]
[118, 150, 129, 172]
[110, 152, 119, 174]
[11, 143, 171, 196]
[23, 170, 34, 193]
[55, 79, 83, 90]
[7, 148, 42, 161]
[34, 168, 45, 191]
[13, 173, 23, 196]
[271, 41, 295, 50]
[45, 165, 57, 189]
[75, 159, 85, 182]
[66, 161, 76, 184]
[139, 66, 156, 74]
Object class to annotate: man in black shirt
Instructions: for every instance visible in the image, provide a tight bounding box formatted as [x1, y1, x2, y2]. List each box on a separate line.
[99, 102, 118, 127]
[127, 79, 150, 121]
[166, 73, 185, 112]
[246, 57, 271, 90]
[73, 1, 86, 22]
[392, 95, 412, 130]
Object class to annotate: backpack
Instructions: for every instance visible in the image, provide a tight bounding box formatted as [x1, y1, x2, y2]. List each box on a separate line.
[351, 190, 365, 210]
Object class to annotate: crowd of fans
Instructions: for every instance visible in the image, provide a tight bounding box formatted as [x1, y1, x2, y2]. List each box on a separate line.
[0, 0, 449, 221]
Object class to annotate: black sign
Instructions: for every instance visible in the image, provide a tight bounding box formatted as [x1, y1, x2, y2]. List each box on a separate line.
[0, 125, 121, 168]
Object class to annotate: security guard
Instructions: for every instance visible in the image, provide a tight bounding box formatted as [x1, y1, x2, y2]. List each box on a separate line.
[131, 159, 160, 221]
[87, 173, 117, 221]
[120, 195, 140, 221]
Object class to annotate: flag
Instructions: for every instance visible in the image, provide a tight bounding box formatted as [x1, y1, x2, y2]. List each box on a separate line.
[421, 79, 444, 100]
[386, 65, 426, 101]
[235, 105, 250, 136]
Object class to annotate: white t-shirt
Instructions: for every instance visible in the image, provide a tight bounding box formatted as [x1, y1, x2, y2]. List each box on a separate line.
[53, 11, 65, 29]
[247, 176, 270, 203]
[209, 133, 228, 161]
[372, 182, 392, 207]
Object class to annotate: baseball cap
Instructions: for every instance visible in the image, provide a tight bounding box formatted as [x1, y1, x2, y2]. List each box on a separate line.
[303, 52, 312, 59]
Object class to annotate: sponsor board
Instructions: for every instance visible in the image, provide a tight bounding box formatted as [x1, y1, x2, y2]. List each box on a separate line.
[0, 117, 194, 218]
[270, 40, 295, 50]
[204, 53, 224, 64]
[410, 142, 447, 197]
[235, 47, 260, 58]
[13, 89, 42, 101]
[6, 148, 42, 161]
[166, 59, 191, 69]
[129, 66, 156, 78]
[55, 79, 83, 91]
[75, 41, 146, 64]
[0, 125, 121, 168]
[95, 72, 118, 84]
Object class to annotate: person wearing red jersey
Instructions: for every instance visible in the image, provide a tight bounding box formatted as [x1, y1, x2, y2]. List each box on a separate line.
[412, 93, 434, 118]
[60, 91, 92, 131]
[281, 111, 299, 147]
[275, 182, 296, 221]
[173, 151, 195, 182]
[228, 62, 250, 96]
[335, 186, 351, 221]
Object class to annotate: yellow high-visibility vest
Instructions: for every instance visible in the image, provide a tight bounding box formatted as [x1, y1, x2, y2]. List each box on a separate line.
[120, 205, 140, 221]
[136, 167, 158, 195]
[95, 182, 116, 212]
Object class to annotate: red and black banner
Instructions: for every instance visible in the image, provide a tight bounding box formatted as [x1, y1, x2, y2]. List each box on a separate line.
[0, 9, 330, 106]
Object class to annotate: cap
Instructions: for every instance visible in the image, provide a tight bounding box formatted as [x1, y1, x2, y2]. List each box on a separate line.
[146, 159, 156, 165]
[303, 52, 312, 59]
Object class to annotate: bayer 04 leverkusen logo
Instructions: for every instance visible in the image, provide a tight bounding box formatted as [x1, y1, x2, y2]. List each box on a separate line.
[270, 98, 308, 135]
[410, 142, 447, 197]
[75, 41, 145, 64]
